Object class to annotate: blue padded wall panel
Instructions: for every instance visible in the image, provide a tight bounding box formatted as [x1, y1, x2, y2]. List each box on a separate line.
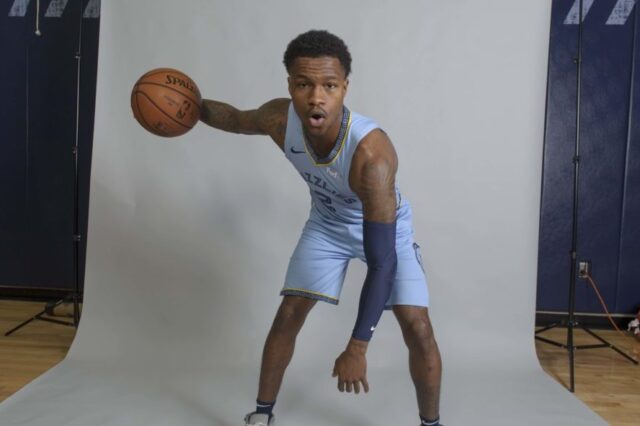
[24, 1, 81, 287]
[0, 3, 29, 281]
[0, 0, 94, 289]
[576, 0, 635, 312]
[537, 0, 579, 312]
[538, 0, 640, 315]
[0, 0, 99, 291]
[76, 3, 101, 293]
[616, 6, 640, 314]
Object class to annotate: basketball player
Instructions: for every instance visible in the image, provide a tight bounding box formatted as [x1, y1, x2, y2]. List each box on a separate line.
[200, 30, 442, 426]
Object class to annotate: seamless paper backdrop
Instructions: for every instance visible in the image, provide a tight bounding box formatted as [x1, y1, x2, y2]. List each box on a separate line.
[0, 1, 606, 425]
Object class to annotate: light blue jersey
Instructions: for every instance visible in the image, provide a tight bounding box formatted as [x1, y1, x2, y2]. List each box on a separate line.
[280, 102, 429, 308]
[283, 102, 413, 235]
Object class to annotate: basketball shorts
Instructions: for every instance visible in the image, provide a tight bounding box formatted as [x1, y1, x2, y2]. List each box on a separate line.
[280, 214, 429, 309]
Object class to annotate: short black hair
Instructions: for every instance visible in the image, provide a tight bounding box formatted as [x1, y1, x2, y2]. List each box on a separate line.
[283, 30, 352, 77]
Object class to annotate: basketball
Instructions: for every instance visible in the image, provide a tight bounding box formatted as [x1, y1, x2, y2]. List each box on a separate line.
[131, 68, 202, 137]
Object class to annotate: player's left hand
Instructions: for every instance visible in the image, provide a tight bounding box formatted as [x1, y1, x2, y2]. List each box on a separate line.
[332, 348, 370, 394]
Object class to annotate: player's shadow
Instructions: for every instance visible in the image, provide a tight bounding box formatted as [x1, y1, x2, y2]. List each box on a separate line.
[282, 382, 372, 426]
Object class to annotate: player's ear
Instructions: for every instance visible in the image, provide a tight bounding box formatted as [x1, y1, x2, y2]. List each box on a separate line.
[344, 78, 349, 92]
[287, 76, 293, 95]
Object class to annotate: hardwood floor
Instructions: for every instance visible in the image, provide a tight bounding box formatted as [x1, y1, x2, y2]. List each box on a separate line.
[535, 326, 640, 425]
[0, 300, 76, 402]
[1, 300, 639, 424]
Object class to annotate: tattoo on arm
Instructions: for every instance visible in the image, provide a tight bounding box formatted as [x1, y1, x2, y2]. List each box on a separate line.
[200, 100, 246, 133]
[350, 130, 398, 223]
[200, 98, 289, 149]
[253, 98, 289, 149]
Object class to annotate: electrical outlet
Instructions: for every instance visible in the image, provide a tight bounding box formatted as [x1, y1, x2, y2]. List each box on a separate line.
[578, 261, 591, 278]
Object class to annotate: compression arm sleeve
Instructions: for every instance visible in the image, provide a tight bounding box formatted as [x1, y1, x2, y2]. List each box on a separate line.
[352, 220, 397, 341]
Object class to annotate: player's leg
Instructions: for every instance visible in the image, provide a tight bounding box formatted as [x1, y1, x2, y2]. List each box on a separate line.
[246, 219, 351, 425]
[393, 305, 442, 424]
[386, 237, 442, 425]
[257, 295, 317, 402]
[246, 296, 316, 425]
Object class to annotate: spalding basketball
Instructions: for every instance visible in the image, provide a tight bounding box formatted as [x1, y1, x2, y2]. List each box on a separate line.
[131, 68, 202, 137]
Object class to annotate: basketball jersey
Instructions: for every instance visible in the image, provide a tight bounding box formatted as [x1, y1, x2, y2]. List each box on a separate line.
[284, 102, 413, 232]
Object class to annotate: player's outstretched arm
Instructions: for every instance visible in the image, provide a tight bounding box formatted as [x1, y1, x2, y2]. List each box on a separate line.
[200, 98, 290, 150]
[332, 129, 398, 394]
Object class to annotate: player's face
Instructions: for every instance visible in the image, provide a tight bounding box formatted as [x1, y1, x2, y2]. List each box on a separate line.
[288, 56, 349, 139]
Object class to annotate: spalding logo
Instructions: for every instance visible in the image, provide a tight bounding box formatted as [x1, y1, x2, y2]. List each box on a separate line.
[165, 74, 197, 94]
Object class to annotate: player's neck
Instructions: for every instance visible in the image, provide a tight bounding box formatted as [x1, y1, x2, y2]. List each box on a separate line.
[305, 131, 338, 159]
[303, 110, 345, 159]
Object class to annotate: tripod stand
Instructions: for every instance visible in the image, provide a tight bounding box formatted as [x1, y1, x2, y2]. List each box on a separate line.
[535, 0, 638, 393]
[535, 285, 638, 393]
[5, 297, 78, 336]
[5, 5, 84, 336]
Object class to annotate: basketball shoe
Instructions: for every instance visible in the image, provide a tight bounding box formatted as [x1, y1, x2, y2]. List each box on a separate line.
[244, 412, 275, 426]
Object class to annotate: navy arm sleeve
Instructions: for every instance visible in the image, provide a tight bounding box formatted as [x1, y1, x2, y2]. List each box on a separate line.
[352, 220, 397, 341]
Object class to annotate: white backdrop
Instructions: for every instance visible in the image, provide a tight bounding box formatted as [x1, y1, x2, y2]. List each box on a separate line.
[0, 1, 606, 425]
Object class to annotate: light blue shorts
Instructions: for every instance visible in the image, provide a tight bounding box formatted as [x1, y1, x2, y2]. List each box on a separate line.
[281, 213, 429, 308]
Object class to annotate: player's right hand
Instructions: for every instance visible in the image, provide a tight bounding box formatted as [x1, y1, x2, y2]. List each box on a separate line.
[332, 349, 370, 394]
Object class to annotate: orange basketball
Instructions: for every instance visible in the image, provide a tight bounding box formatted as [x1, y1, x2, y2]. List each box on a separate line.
[131, 68, 202, 137]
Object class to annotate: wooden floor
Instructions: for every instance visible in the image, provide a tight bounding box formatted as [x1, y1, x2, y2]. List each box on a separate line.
[0, 300, 77, 402]
[1, 300, 639, 424]
[534, 326, 640, 425]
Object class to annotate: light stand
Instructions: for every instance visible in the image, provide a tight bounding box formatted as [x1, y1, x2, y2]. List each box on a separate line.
[535, 0, 638, 392]
[6, 3, 84, 336]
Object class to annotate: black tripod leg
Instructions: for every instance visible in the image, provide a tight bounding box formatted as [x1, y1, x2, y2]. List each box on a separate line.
[581, 326, 639, 365]
[535, 323, 561, 335]
[535, 335, 567, 347]
[568, 322, 575, 392]
[5, 310, 45, 336]
[72, 293, 80, 326]
[4, 299, 73, 336]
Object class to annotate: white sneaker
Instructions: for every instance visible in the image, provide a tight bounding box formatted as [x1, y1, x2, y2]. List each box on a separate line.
[244, 412, 275, 426]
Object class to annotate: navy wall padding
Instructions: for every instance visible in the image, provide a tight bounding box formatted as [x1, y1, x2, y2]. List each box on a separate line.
[538, 0, 640, 315]
[76, 2, 100, 294]
[616, 8, 640, 314]
[577, 0, 635, 313]
[0, 0, 99, 291]
[0, 5, 28, 283]
[537, 0, 580, 314]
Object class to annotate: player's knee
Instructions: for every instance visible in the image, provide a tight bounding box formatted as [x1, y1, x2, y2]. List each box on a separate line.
[402, 317, 436, 352]
[272, 298, 314, 334]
